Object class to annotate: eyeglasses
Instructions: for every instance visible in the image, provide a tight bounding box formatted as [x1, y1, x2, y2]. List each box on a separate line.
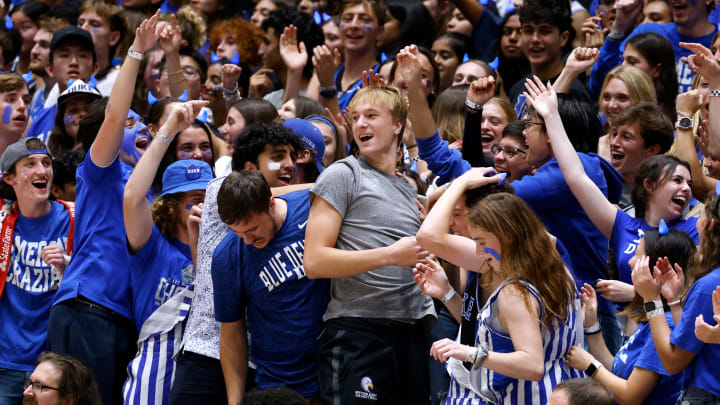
[181, 66, 201, 79]
[24, 380, 59, 395]
[491, 143, 526, 158]
[523, 119, 544, 128]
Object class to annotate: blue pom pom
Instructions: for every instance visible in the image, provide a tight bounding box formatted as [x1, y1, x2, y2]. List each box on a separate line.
[230, 51, 240, 65]
[178, 90, 188, 102]
[147, 91, 158, 105]
[210, 51, 220, 64]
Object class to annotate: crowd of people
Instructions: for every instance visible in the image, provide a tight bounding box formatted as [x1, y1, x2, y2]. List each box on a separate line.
[0, 0, 718, 403]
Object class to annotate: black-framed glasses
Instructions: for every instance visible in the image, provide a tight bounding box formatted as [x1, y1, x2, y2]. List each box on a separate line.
[491, 142, 526, 158]
[523, 119, 544, 128]
[181, 66, 201, 79]
[24, 380, 59, 394]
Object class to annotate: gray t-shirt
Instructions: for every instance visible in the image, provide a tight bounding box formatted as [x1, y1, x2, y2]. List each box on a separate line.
[310, 156, 435, 321]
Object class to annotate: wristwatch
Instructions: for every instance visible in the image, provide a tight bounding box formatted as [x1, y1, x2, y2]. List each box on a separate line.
[675, 117, 693, 130]
[319, 86, 338, 99]
[585, 360, 603, 378]
[644, 300, 664, 319]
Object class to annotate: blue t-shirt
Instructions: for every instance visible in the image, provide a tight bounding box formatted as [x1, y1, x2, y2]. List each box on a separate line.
[26, 104, 57, 144]
[590, 23, 717, 96]
[334, 63, 380, 112]
[512, 154, 622, 314]
[0, 201, 71, 371]
[612, 313, 682, 405]
[610, 210, 698, 284]
[670, 268, 720, 397]
[212, 190, 330, 397]
[53, 155, 133, 319]
[130, 225, 193, 331]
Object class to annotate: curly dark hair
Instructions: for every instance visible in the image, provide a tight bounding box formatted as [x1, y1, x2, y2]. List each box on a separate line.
[261, 8, 325, 78]
[231, 123, 304, 172]
[151, 192, 183, 240]
[208, 17, 263, 67]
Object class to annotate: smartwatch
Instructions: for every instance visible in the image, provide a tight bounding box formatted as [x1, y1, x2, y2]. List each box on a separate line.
[319, 86, 338, 99]
[675, 117, 693, 130]
[644, 300, 664, 319]
[585, 360, 603, 378]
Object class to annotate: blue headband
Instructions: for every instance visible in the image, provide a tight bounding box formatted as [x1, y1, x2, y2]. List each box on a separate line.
[307, 116, 338, 138]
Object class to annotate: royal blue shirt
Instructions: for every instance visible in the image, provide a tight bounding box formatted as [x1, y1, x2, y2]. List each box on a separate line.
[0, 202, 71, 371]
[212, 190, 329, 397]
[670, 267, 720, 397]
[610, 210, 698, 285]
[130, 225, 193, 331]
[334, 63, 380, 112]
[26, 104, 56, 144]
[590, 23, 718, 96]
[512, 154, 623, 314]
[53, 155, 133, 319]
[612, 313, 682, 405]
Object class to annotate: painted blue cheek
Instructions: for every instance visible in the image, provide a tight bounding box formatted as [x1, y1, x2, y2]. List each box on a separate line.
[64, 115, 75, 125]
[361, 25, 372, 31]
[185, 204, 193, 210]
[180, 153, 192, 158]
[483, 247, 501, 261]
[2, 105, 11, 124]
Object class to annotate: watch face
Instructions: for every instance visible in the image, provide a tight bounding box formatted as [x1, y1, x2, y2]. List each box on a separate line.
[643, 301, 657, 312]
[678, 117, 693, 129]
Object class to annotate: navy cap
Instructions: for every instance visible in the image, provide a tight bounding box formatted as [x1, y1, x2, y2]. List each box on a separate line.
[283, 118, 324, 174]
[50, 26, 95, 61]
[160, 159, 213, 197]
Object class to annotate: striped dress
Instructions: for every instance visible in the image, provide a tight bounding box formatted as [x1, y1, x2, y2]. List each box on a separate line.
[445, 278, 584, 405]
[122, 286, 194, 405]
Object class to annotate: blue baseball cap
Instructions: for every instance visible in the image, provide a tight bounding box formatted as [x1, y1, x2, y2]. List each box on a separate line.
[283, 118, 325, 174]
[160, 159, 213, 197]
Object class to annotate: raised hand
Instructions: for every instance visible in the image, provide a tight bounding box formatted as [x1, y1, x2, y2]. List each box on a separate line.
[396, 45, 424, 87]
[579, 283, 598, 327]
[456, 167, 506, 190]
[132, 9, 161, 53]
[467, 76, 495, 107]
[312, 45, 340, 87]
[631, 255, 661, 302]
[611, 0, 644, 35]
[221, 63, 242, 90]
[158, 15, 182, 55]
[565, 47, 600, 74]
[430, 338, 471, 362]
[581, 16, 605, 49]
[186, 202, 203, 247]
[162, 100, 209, 137]
[361, 69, 385, 88]
[280, 25, 308, 73]
[413, 257, 452, 300]
[248, 68, 274, 98]
[523, 76, 558, 119]
[681, 42, 720, 86]
[656, 257, 685, 303]
[695, 286, 720, 343]
[676, 89, 705, 117]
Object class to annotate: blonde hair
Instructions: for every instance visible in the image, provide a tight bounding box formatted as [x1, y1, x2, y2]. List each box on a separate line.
[348, 85, 407, 125]
[599, 65, 656, 107]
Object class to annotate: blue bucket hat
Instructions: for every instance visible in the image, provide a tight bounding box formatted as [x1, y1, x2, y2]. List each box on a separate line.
[283, 118, 325, 174]
[160, 159, 213, 197]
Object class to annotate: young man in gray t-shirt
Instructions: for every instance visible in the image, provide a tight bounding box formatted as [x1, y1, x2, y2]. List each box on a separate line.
[305, 84, 436, 404]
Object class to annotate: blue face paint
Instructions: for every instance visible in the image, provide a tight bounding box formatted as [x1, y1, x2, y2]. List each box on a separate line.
[2, 105, 11, 125]
[185, 204, 193, 210]
[484, 247, 501, 261]
[203, 150, 212, 155]
[339, 23, 347, 29]
[361, 24, 372, 31]
[64, 115, 75, 126]
[180, 153, 192, 158]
